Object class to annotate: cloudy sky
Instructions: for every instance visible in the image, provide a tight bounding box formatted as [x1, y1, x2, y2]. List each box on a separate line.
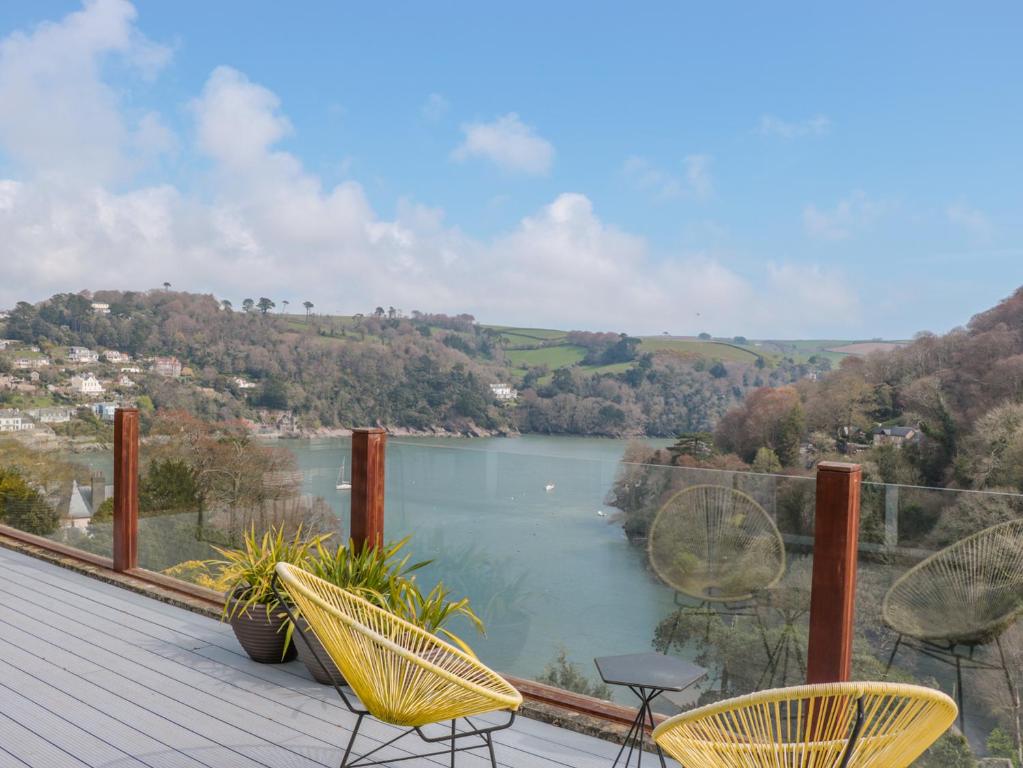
[0, 1, 1020, 337]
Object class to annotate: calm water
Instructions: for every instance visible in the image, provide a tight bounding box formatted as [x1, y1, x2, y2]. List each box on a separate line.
[288, 435, 678, 690]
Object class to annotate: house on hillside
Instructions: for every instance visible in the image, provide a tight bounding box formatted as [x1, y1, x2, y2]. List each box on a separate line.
[116, 374, 136, 388]
[152, 356, 182, 378]
[90, 302, 110, 315]
[232, 376, 257, 390]
[0, 339, 16, 349]
[13, 357, 50, 370]
[70, 374, 105, 396]
[26, 406, 74, 424]
[103, 350, 131, 364]
[872, 426, 920, 448]
[490, 382, 518, 401]
[69, 346, 99, 363]
[0, 409, 31, 432]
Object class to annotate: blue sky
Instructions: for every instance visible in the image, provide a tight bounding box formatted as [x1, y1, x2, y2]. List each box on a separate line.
[0, 1, 1020, 337]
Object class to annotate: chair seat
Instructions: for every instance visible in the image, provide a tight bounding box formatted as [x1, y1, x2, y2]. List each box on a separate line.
[652, 681, 957, 768]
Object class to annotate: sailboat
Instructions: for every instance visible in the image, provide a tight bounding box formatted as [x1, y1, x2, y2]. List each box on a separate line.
[336, 459, 352, 491]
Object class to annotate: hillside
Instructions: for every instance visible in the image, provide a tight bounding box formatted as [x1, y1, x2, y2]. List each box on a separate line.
[0, 291, 831, 439]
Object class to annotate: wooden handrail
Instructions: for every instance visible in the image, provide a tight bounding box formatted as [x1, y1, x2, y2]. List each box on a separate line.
[351, 428, 386, 551]
[112, 408, 139, 572]
[806, 461, 862, 683]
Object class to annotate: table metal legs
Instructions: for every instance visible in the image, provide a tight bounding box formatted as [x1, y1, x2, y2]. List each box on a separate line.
[610, 686, 668, 768]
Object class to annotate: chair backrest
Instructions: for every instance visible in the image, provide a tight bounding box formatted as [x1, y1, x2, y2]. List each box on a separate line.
[648, 484, 786, 602]
[275, 562, 521, 725]
[652, 681, 957, 768]
[882, 517, 1023, 645]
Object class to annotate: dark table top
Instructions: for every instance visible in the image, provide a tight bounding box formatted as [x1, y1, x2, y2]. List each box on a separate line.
[594, 652, 707, 691]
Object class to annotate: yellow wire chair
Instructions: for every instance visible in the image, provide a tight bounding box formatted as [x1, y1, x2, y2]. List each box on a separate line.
[882, 517, 1023, 732]
[652, 681, 957, 768]
[273, 562, 522, 768]
[648, 485, 787, 675]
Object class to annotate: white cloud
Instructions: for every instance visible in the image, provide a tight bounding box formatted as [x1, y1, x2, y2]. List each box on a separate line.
[0, 0, 172, 185]
[0, 3, 861, 337]
[758, 114, 831, 139]
[451, 113, 554, 175]
[803, 191, 886, 241]
[421, 93, 448, 122]
[623, 154, 713, 200]
[946, 201, 993, 241]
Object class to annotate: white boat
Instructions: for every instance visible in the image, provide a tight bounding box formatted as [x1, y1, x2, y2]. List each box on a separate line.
[336, 459, 352, 491]
[545, 482, 555, 492]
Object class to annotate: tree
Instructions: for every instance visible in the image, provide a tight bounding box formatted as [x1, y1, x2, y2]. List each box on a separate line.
[302, 301, 314, 320]
[709, 361, 728, 379]
[139, 459, 200, 515]
[0, 466, 60, 536]
[698, 332, 712, 340]
[281, 299, 289, 315]
[163, 282, 171, 291]
[751, 447, 782, 473]
[257, 297, 275, 315]
[242, 298, 255, 313]
[221, 299, 233, 312]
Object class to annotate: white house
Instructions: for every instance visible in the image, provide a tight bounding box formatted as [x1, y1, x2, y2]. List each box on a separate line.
[103, 350, 130, 364]
[232, 376, 257, 390]
[0, 409, 30, 432]
[70, 374, 105, 396]
[90, 302, 110, 315]
[69, 346, 99, 364]
[152, 356, 182, 378]
[13, 357, 50, 370]
[490, 382, 518, 401]
[0, 339, 16, 349]
[120, 366, 142, 374]
[27, 406, 74, 424]
[116, 374, 136, 388]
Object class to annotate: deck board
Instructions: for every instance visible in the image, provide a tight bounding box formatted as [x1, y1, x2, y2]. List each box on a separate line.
[0, 546, 656, 768]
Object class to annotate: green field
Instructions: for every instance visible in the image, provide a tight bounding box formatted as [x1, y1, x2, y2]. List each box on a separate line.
[637, 337, 761, 362]
[505, 345, 587, 369]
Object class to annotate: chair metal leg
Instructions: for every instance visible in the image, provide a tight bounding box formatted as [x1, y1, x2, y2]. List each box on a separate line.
[883, 635, 902, 678]
[339, 714, 364, 768]
[955, 654, 965, 732]
[485, 732, 498, 768]
[995, 636, 1022, 765]
[450, 719, 457, 768]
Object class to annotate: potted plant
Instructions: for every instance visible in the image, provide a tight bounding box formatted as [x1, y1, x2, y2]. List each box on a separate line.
[210, 525, 329, 664]
[294, 536, 485, 684]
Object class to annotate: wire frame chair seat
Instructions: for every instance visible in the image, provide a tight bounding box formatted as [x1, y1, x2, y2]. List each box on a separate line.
[882, 518, 1023, 646]
[274, 562, 522, 727]
[648, 485, 786, 603]
[652, 681, 957, 768]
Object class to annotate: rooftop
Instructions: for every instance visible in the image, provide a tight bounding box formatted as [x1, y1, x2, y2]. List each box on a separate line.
[0, 544, 635, 768]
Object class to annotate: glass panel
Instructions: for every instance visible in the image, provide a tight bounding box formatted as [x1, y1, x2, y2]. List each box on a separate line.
[135, 413, 347, 585]
[0, 434, 114, 560]
[855, 482, 1023, 763]
[380, 438, 815, 710]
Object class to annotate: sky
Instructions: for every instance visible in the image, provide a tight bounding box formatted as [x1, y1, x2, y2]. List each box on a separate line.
[0, 1, 1020, 338]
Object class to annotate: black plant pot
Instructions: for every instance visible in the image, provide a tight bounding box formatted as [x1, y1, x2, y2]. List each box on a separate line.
[294, 617, 346, 686]
[226, 590, 297, 664]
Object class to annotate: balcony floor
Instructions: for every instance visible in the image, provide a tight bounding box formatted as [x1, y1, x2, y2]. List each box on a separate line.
[0, 546, 643, 768]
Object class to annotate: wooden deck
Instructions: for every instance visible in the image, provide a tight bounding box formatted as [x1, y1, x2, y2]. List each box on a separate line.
[0, 546, 650, 768]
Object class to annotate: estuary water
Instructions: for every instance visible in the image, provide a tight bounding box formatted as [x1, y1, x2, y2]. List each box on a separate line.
[287, 435, 678, 691]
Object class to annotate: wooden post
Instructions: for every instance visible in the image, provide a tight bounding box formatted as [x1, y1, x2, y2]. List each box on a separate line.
[806, 461, 862, 684]
[351, 428, 386, 551]
[112, 408, 139, 572]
